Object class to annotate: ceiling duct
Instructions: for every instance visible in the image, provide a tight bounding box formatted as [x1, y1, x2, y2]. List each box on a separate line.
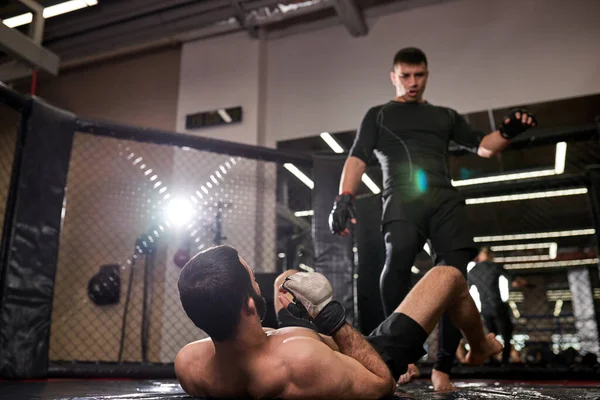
[245, 0, 332, 27]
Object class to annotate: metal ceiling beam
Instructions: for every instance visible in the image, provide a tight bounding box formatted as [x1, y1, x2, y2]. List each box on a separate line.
[18, 0, 46, 45]
[245, 0, 332, 27]
[43, 0, 227, 41]
[48, 6, 238, 60]
[18, 0, 43, 13]
[231, 0, 257, 38]
[0, 21, 59, 80]
[332, 0, 367, 37]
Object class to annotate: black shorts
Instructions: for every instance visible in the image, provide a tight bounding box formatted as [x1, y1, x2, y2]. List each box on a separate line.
[366, 312, 428, 380]
[382, 187, 476, 254]
[277, 309, 428, 381]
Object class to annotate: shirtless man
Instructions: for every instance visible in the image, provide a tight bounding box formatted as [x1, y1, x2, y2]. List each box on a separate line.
[175, 245, 501, 399]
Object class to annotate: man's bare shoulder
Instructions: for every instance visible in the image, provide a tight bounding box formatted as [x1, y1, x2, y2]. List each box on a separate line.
[174, 338, 213, 397]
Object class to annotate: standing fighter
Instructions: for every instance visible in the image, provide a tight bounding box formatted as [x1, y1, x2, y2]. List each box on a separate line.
[469, 246, 528, 365]
[328, 47, 536, 390]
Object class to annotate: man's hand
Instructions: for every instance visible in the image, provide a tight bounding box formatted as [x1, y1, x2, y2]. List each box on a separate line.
[279, 272, 346, 336]
[498, 109, 537, 139]
[328, 193, 357, 236]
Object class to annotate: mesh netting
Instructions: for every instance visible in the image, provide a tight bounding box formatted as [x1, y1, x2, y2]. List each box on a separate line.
[48, 132, 310, 363]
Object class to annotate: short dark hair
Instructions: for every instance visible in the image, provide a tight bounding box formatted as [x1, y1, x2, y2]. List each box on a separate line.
[480, 246, 494, 257]
[393, 47, 428, 68]
[178, 245, 254, 341]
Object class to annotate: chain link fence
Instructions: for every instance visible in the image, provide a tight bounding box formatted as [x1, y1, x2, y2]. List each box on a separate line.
[49, 131, 312, 364]
[455, 137, 600, 368]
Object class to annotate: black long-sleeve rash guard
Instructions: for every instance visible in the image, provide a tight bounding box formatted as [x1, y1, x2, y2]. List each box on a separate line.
[349, 101, 483, 196]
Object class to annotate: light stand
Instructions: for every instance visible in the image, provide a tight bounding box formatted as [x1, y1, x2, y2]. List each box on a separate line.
[117, 230, 157, 363]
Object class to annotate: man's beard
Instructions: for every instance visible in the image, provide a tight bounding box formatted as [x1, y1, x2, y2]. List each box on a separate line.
[251, 291, 267, 322]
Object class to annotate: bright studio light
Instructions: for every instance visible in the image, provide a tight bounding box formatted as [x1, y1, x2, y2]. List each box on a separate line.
[3, 0, 98, 28]
[166, 197, 195, 227]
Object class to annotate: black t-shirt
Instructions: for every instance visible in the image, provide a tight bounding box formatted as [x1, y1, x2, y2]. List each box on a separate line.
[349, 101, 483, 195]
[468, 260, 510, 313]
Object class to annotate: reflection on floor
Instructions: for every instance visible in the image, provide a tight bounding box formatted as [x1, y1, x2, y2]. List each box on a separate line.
[1, 378, 600, 399]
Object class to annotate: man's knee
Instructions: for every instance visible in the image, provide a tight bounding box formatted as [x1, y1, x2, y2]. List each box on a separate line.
[428, 266, 467, 291]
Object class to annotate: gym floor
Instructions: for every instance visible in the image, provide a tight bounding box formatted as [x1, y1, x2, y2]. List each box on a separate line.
[2, 378, 599, 399]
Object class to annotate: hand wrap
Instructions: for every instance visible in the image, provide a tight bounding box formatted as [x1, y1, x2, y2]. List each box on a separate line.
[328, 193, 356, 234]
[499, 108, 537, 139]
[281, 272, 346, 336]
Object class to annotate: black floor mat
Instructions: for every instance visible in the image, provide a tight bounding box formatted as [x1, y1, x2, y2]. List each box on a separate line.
[2, 378, 600, 399]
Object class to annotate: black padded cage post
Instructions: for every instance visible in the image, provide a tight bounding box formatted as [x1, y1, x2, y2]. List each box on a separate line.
[0, 83, 30, 311]
[0, 85, 77, 379]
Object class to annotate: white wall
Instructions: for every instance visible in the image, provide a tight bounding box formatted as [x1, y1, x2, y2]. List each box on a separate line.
[176, 32, 277, 275]
[177, 32, 260, 145]
[265, 0, 600, 145]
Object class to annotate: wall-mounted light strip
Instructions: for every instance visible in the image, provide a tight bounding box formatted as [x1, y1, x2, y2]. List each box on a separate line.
[294, 210, 314, 217]
[3, 0, 98, 28]
[492, 242, 558, 261]
[495, 255, 552, 263]
[553, 299, 563, 317]
[453, 169, 556, 187]
[491, 242, 556, 251]
[452, 142, 567, 187]
[217, 109, 232, 123]
[475, 228, 595, 242]
[466, 188, 587, 205]
[554, 142, 567, 174]
[504, 258, 599, 270]
[508, 301, 520, 318]
[284, 163, 314, 189]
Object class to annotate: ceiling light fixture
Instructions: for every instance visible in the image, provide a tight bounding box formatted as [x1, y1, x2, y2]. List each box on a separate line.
[284, 163, 314, 189]
[3, 0, 99, 28]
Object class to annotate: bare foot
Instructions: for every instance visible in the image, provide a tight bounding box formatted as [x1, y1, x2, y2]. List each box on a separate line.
[431, 369, 455, 392]
[397, 363, 420, 385]
[465, 333, 503, 365]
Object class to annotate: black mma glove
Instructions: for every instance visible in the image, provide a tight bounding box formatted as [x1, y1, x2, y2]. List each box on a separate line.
[281, 272, 346, 336]
[328, 193, 356, 235]
[498, 108, 537, 140]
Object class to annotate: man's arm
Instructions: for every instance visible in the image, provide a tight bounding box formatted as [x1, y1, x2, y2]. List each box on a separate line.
[278, 274, 395, 399]
[330, 108, 377, 236]
[477, 131, 510, 158]
[339, 156, 367, 195]
[342, 107, 379, 194]
[332, 323, 395, 393]
[280, 325, 395, 400]
[450, 109, 536, 159]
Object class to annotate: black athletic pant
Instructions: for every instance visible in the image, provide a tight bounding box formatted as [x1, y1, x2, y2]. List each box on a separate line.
[380, 219, 474, 375]
[483, 304, 514, 364]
